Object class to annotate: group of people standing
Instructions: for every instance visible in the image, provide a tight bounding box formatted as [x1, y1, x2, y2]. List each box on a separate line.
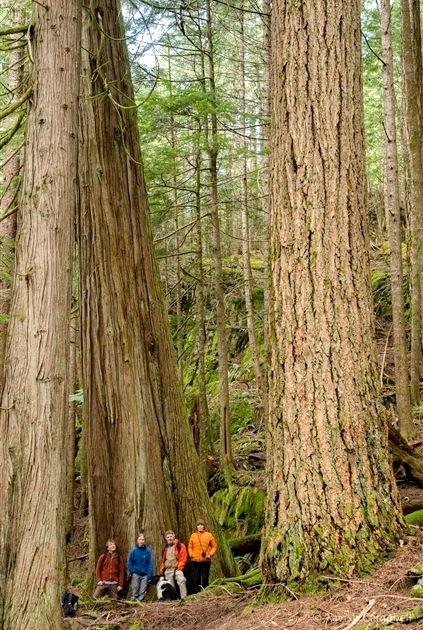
[94, 519, 218, 601]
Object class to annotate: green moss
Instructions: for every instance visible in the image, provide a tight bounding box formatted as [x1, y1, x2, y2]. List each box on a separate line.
[408, 585, 423, 598]
[406, 565, 423, 577]
[254, 583, 289, 606]
[211, 485, 265, 537]
[405, 510, 423, 526]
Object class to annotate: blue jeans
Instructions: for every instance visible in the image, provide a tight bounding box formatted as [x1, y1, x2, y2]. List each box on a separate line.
[130, 573, 148, 601]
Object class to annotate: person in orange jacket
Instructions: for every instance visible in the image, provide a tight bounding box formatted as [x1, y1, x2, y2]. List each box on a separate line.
[94, 539, 125, 599]
[159, 530, 188, 598]
[188, 519, 217, 591]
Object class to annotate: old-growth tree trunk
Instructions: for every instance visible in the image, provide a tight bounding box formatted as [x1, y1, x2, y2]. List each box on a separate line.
[401, 0, 423, 404]
[260, 0, 403, 586]
[78, 0, 235, 576]
[380, 0, 413, 438]
[0, 1, 81, 628]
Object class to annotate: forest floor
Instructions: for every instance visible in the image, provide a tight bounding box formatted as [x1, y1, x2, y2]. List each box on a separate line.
[65, 523, 423, 630]
[64, 318, 423, 629]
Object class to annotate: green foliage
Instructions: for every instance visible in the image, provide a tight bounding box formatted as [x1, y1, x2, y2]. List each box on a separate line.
[413, 406, 423, 420]
[371, 264, 410, 320]
[212, 485, 265, 537]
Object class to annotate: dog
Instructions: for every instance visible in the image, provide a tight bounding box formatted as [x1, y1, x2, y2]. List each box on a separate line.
[149, 574, 177, 601]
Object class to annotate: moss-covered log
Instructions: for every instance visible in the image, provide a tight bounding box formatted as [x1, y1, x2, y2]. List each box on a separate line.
[354, 606, 423, 629]
[405, 510, 423, 526]
[196, 569, 262, 596]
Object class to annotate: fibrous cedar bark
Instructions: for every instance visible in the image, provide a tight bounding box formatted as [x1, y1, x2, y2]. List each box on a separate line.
[78, 0, 235, 576]
[260, 0, 403, 585]
[0, 1, 82, 628]
[380, 0, 413, 438]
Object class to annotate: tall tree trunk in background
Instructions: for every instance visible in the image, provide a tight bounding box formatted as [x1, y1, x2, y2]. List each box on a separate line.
[65, 304, 78, 541]
[260, 0, 403, 586]
[0, 1, 81, 628]
[260, 0, 271, 369]
[168, 51, 184, 386]
[205, 0, 233, 469]
[78, 0, 235, 576]
[239, 1, 265, 394]
[380, 0, 413, 439]
[0, 5, 25, 385]
[194, 147, 211, 457]
[401, 0, 423, 404]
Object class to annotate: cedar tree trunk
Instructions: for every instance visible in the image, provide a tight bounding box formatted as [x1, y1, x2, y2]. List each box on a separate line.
[0, 1, 81, 627]
[78, 0, 235, 576]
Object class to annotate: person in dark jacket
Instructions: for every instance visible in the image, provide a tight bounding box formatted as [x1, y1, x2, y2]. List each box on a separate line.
[94, 539, 125, 599]
[127, 533, 154, 601]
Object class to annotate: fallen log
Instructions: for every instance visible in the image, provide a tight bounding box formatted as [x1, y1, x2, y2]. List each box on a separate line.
[401, 499, 423, 516]
[388, 420, 423, 488]
[391, 445, 423, 487]
[228, 534, 261, 556]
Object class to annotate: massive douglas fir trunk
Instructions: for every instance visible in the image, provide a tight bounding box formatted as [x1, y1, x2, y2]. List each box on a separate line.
[260, 0, 403, 586]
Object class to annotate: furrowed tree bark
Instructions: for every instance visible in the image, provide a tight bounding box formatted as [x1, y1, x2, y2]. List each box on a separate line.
[0, 1, 82, 628]
[78, 0, 235, 576]
[401, 0, 423, 404]
[380, 0, 413, 439]
[260, 0, 403, 586]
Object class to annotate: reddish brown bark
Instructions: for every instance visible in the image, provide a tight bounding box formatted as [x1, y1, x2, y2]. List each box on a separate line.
[261, 0, 403, 585]
[78, 0, 235, 576]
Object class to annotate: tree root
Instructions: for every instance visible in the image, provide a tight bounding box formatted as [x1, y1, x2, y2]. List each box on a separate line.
[198, 568, 262, 596]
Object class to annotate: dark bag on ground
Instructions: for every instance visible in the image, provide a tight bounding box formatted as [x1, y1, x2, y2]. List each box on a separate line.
[61, 591, 79, 617]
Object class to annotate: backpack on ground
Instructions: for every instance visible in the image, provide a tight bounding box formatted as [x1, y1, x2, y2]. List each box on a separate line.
[61, 591, 79, 617]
